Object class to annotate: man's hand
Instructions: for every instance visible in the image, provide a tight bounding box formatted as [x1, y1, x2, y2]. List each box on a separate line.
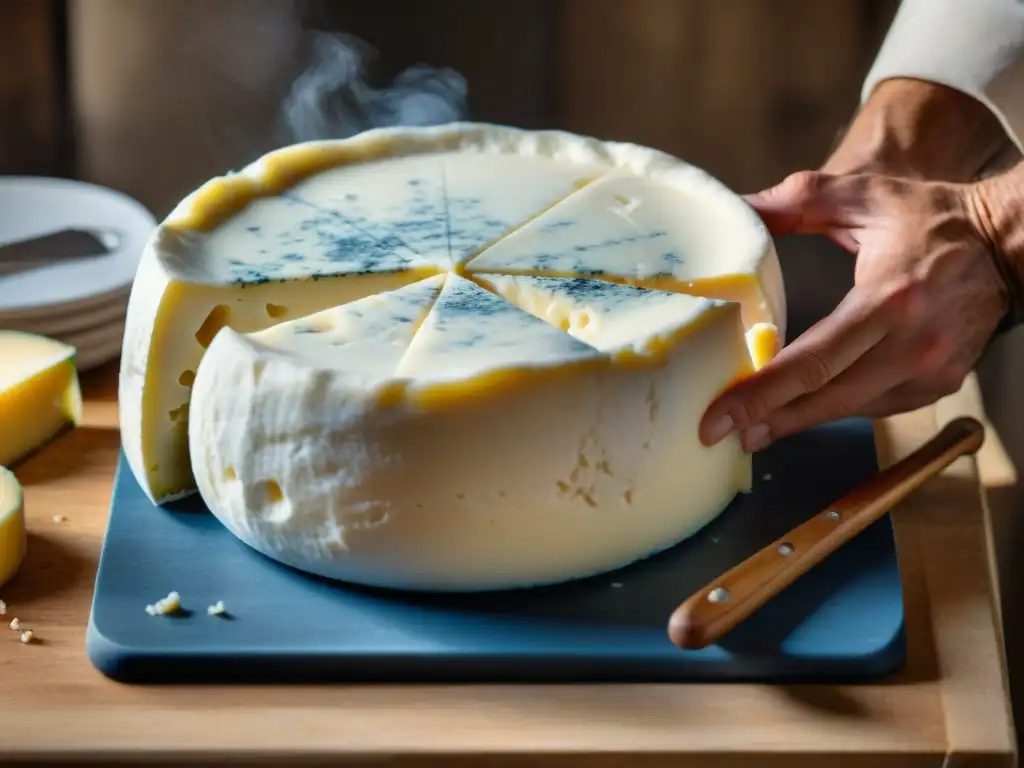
[699, 170, 1011, 453]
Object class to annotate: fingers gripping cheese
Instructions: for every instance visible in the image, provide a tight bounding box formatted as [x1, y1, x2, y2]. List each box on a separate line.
[123, 122, 785, 588]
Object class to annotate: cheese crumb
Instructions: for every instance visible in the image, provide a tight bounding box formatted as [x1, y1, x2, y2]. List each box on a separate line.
[145, 591, 181, 616]
[762, 473, 773, 482]
[207, 600, 227, 617]
[9, 617, 19, 631]
[0, 599, 6, 616]
[19, 630, 33, 644]
[52, 513, 67, 523]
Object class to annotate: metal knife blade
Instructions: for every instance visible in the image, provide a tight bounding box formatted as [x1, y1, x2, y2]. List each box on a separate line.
[0, 227, 122, 277]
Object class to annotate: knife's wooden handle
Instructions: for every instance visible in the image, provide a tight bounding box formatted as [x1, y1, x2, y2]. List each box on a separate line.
[667, 416, 985, 651]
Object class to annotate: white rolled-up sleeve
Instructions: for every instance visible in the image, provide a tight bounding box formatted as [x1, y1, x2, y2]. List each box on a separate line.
[864, 0, 1024, 152]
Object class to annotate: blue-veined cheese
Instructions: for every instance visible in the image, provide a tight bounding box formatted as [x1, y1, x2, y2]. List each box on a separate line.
[394, 274, 604, 401]
[120, 125, 615, 503]
[464, 170, 785, 334]
[124, 121, 786, 592]
[247, 274, 445, 379]
[188, 270, 755, 591]
[475, 273, 778, 371]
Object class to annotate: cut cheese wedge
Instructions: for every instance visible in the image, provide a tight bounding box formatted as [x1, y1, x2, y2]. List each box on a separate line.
[473, 274, 727, 358]
[464, 170, 785, 335]
[395, 274, 603, 404]
[248, 274, 445, 379]
[445, 154, 601, 265]
[189, 272, 755, 591]
[0, 467, 27, 588]
[0, 331, 82, 467]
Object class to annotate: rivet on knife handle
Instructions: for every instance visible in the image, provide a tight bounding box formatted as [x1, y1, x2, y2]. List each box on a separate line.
[667, 416, 985, 651]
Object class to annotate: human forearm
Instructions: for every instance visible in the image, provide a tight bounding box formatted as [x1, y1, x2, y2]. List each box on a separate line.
[823, 78, 1012, 182]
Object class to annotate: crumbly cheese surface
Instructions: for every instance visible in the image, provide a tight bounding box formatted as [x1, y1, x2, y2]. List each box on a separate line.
[123, 122, 785, 590]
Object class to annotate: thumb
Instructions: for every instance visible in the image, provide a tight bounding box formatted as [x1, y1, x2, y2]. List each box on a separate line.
[743, 170, 857, 238]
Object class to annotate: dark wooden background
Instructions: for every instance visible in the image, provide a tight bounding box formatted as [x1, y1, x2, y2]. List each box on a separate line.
[2, 0, 899, 197]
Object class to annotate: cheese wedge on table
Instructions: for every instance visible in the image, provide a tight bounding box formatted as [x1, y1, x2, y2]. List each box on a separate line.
[127, 122, 786, 590]
[0, 467, 27, 588]
[0, 331, 82, 467]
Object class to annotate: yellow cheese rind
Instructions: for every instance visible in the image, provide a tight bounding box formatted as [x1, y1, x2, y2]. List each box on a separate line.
[0, 467, 27, 588]
[0, 331, 82, 468]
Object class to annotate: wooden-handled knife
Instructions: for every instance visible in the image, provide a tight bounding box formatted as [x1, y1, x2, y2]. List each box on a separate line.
[668, 416, 985, 650]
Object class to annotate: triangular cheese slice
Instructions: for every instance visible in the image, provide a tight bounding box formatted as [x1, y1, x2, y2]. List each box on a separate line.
[185, 155, 450, 283]
[473, 274, 723, 358]
[395, 274, 601, 391]
[464, 170, 767, 293]
[443, 153, 603, 267]
[247, 274, 445, 380]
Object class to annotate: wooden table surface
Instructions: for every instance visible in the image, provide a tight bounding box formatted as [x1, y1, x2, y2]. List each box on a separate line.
[0, 360, 1016, 766]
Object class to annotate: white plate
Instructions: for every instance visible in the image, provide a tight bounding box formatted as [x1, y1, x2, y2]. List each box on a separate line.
[1, 290, 128, 337]
[0, 177, 154, 315]
[64, 317, 126, 372]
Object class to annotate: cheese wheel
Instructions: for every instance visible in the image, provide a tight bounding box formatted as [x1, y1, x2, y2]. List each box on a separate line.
[122, 122, 786, 590]
[119, 123, 784, 505]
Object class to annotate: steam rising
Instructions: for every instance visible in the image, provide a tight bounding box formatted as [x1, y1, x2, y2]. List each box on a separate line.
[281, 32, 469, 142]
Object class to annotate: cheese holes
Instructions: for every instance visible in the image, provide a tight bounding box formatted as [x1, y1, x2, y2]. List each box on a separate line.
[178, 370, 196, 387]
[265, 303, 288, 319]
[223, 466, 236, 481]
[195, 305, 231, 348]
[262, 479, 285, 503]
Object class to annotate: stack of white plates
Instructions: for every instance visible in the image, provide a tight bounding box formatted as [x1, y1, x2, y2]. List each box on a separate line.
[0, 177, 156, 371]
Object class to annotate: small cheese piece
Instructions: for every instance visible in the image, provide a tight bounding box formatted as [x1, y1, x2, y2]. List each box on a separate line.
[745, 322, 782, 371]
[145, 591, 181, 616]
[247, 274, 445, 378]
[0, 331, 82, 467]
[464, 170, 785, 336]
[188, 274, 754, 591]
[0, 468, 27, 588]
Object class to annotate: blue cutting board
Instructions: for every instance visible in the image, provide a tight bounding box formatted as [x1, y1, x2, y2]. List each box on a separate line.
[86, 417, 905, 684]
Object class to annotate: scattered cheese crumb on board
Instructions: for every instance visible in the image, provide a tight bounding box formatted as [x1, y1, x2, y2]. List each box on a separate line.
[19, 629, 33, 644]
[145, 591, 181, 616]
[207, 600, 227, 616]
[9, 617, 19, 631]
